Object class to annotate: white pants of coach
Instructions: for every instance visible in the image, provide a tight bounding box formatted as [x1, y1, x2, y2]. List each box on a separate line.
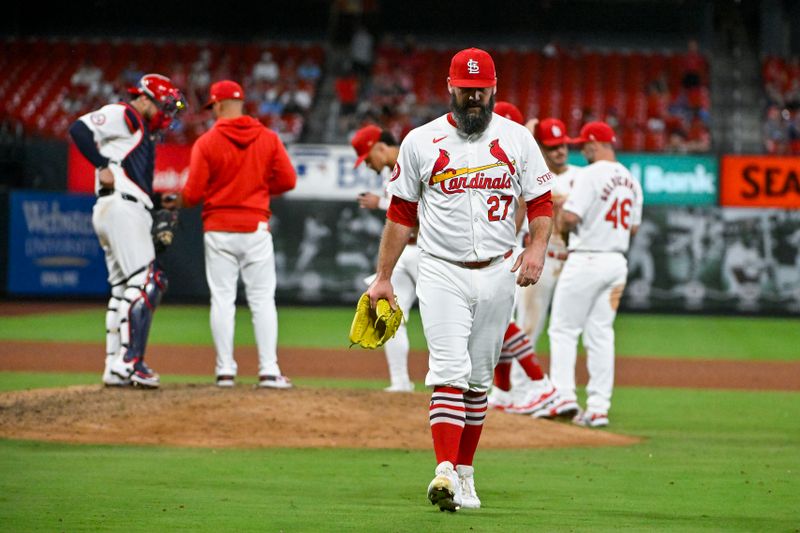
[548, 252, 627, 414]
[204, 223, 281, 378]
[417, 250, 516, 392]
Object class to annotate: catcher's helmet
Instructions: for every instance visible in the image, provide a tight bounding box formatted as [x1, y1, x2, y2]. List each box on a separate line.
[128, 73, 186, 130]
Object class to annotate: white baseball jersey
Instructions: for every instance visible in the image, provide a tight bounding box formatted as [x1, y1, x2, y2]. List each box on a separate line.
[77, 103, 154, 208]
[563, 160, 643, 253]
[545, 164, 581, 253]
[388, 114, 552, 262]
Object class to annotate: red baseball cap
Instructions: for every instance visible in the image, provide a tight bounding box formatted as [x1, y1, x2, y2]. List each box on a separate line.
[534, 118, 572, 146]
[351, 125, 382, 168]
[494, 101, 524, 125]
[203, 80, 245, 109]
[448, 48, 497, 88]
[571, 121, 617, 144]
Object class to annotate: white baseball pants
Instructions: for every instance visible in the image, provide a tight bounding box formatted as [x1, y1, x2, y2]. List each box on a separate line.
[383, 245, 419, 387]
[548, 252, 627, 414]
[92, 194, 155, 286]
[515, 253, 563, 346]
[92, 194, 155, 377]
[510, 252, 563, 390]
[204, 225, 281, 377]
[417, 251, 516, 392]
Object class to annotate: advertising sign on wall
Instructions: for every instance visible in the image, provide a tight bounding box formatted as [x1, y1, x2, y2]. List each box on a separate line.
[720, 155, 800, 208]
[67, 143, 192, 193]
[568, 153, 718, 205]
[7, 191, 107, 295]
[67, 143, 384, 198]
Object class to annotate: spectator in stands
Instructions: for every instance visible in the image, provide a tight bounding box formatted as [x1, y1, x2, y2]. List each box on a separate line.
[121, 62, 144, 87]
[682, 39, 708, 83]
[763, 104, 789, 154]
[257, 82, 285, 118]
[297, 56, 321, 83]
[253, 51, 280, 83]
[788, 105, 800, 155]
[281, 81, 313, 114]
[189, 59, 211, 109]
[685, 113, 711, 153]
[335, 68, 359, 133]
[350, 25, 374, 78]
[71, 59, 103, 97]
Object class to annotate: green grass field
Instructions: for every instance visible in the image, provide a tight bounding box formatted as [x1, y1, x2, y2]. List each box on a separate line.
[2, 305, 800, 359]
[1, 307, 799, 531]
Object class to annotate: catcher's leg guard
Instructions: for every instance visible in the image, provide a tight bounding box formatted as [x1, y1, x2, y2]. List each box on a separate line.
[103, 284, 129, 386]
[116, 263, 168, 370]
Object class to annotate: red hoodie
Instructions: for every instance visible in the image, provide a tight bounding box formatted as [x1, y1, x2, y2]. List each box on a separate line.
[182, 115, 297, 232]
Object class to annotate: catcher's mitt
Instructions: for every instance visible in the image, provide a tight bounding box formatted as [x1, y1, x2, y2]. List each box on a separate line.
[152, 208, 178, 253]
[349, 292, 403, 349]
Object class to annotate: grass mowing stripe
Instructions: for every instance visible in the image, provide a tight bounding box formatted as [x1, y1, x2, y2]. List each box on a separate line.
[0, 306, 798, 360]
[0, 371, 413, 393]
[0, 386, 797, 532]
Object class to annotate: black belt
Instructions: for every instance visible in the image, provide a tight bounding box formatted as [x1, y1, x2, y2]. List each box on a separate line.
[98, 188, 138, 203]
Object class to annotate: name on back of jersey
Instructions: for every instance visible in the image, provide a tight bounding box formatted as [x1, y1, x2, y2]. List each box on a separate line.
[600, 174, 639, 202]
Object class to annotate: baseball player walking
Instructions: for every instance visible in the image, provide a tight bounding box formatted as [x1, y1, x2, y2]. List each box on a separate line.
[179, 80, 297, 389]
[485, 103, 564, 416]
[547, 121, 643, 428]
[69, 73, 186, 388]
[514, 117, 584, 418]
[367, 49, 553, 512]
[352, 125, 418, 392]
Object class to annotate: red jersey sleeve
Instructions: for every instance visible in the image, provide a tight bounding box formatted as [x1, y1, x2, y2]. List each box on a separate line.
[267, 134, 297, 196]
[181, 140, 211, 208]
[387, 196, 419, 227]
[526, 191, 553, 221]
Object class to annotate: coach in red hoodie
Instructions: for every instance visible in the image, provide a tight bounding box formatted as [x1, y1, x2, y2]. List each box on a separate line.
[181, 80, 297, 389]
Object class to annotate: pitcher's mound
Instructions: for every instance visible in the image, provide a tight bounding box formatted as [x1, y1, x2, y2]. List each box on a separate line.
[0, 384, 640, 449]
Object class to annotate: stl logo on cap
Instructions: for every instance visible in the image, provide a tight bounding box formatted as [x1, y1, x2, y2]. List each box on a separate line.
[551, 124, 562, 137]
[449, 48, 496, 88]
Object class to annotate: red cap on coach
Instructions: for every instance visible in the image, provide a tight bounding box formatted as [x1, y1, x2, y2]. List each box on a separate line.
[571, 121, 617, 144]
[448, 48, 497, 88]
[351, 125, 382, 168]
[203, 80, 245, 109]
[534, 118, 572, 146]
[494, 101, 524, 125]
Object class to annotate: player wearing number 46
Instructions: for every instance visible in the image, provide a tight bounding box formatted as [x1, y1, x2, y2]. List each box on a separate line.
[547, 121, 643, 428]
[367, 47, 553, 512]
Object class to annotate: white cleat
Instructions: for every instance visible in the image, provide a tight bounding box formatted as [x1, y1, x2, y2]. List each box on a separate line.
[532, 398, 580, 419]
[384, 381, 415, 393]
[258, 374, 293, 389]
[427, 461, 462, 512]
[509, 386, 558, 415]
[456, 465, 481, 509]
[487, 387, 513, 412]
[216, 375, 235, 388]
[573, 410, 609, 428]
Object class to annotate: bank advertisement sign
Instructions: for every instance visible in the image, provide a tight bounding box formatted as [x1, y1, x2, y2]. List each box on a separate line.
[7, 191, 107, 295]
[568, 153, 718, 205]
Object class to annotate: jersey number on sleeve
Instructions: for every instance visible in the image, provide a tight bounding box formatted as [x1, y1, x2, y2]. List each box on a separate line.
[605, 198, 632, 229]
[487, 195, 514, 221]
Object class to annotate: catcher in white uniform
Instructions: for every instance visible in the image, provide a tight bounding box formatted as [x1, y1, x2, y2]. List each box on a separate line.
[351, 125, 418, 392]
[367, 48, 553, 512]
[547, 121, 643, 428]
[68, 73, 186, 389]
